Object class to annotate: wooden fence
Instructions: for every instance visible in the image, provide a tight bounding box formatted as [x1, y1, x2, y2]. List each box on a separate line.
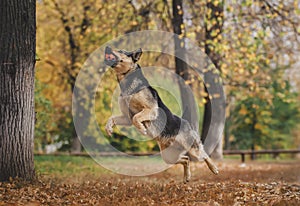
[35, 149, 300, 163]
[223, 149, 300, 163]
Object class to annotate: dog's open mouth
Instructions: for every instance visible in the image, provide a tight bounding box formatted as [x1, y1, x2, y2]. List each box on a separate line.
[104, 46, 119, 67]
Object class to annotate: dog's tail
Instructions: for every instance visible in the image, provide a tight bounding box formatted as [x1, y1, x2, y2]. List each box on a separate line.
[204, 157, 219, 175]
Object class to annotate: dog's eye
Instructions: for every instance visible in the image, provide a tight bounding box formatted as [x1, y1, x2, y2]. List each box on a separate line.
[120, 59, 123, 62]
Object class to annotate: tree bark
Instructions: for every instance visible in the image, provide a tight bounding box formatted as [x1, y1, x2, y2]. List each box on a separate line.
[0, 0, 36, 181]
[172, 0, 198, 131]
[203, 0, 224, 158]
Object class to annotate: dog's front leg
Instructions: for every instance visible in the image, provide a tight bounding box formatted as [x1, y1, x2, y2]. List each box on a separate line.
[132, 108, 158, 135]
[105, 115, 132, 136]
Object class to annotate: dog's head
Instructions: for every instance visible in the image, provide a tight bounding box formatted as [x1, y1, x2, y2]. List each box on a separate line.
[104, 46, 142, 75]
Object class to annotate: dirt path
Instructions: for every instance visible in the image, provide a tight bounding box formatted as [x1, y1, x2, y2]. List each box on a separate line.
[0, 160, 299, 205]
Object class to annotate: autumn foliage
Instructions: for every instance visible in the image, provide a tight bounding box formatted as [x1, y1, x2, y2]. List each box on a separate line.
[35, 0, 300, 152]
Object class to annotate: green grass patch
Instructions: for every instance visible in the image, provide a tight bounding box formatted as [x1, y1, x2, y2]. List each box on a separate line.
[34, 155, 110, 179]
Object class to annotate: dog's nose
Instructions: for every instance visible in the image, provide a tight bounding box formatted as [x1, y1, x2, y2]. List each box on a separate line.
[104, 46, 119, 67]
[105, 46, 112, 54]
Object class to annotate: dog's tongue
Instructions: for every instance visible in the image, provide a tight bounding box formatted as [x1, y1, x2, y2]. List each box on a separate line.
[104, 46, 118, 67]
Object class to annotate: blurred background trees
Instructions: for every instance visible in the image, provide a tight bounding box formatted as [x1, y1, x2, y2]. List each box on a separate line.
[35, 0, 300, 153]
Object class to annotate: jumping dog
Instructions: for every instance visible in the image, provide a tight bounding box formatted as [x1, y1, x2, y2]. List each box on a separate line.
[104, 46, 218, 182]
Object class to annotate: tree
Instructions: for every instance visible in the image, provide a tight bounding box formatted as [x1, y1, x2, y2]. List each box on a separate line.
[202, 0, 224, 159]
[172, 0, 199, 131]
[220, 0, 300, 151]
[0, 0, 36, 181]
[35, 0, 300, 153]
[36, 0, 137, 152]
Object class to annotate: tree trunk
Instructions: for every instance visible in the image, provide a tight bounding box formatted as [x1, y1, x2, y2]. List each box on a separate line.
[224, 116, 231, 150]
[172, 0, 198, 131]
[251, 113, 257, 160]
[0, 0, 36, 181]
[71, 129, 82, 153]
[203, 0, 224, 158]
[70, 79, 84, 153]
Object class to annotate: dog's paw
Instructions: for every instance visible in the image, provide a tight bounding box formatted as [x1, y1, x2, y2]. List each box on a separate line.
[183, 172, 191, 184]
[138, 127, 147, 135]
[105, 126, 113, 136]
[105, 118, 115, 136]
[136, 129, 147, 135]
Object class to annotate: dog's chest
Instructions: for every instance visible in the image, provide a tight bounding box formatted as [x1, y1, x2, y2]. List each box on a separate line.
[119, 95, 145, 118]
[118, 88, 157, 118]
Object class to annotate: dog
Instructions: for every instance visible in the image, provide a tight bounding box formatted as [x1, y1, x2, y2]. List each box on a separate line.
[104, 46, 218, 182]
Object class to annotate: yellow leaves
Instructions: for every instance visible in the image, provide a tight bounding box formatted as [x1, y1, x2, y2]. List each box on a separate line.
[220, 64, 228, 76]
[239, 105, 248, 116]
[244, 118, 252, 124]
[251, 67, 258, 75]
[217, 16, 223, 24]
[200, 91, 208, 97]
[74, 62, 82, 68]
[237, 32, 243, 39]
[213, 0, 219, 7]
[186, 32, 195, 39]
[280, 81, 286, 89]
[254, 123, 263, 130]
[184, 79, 193, 85]
[278, 2, 284, 10]
[265, 75, 271, 82]
[238, 68, 244, 74]
[226, 5, 234, 13]
[130, 21, 138, 26]
[207, 8, 212, 16]
[240, 47, 247, 53]
[180, 41, 185, 48]
[195, 25, 202, 32]
[260, 110, 272, 117]
[276, 92, 286, 99]
[296, 7, 300, 15]
[246, 53, 256, 62]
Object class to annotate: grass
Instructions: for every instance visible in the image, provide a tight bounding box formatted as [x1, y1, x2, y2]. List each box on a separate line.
[35, 154, 299, 176]
[34, 155, 110, 181]
[34, 155, 167, 182]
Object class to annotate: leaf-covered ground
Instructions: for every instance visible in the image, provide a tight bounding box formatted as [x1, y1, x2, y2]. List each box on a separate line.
[0, 158, 300, 205]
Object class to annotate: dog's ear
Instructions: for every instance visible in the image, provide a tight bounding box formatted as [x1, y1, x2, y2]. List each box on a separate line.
[131, 48, 142, 62]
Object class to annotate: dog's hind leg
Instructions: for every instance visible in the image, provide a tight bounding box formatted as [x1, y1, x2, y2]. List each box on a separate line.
[159, 142, 191, 183]
[187, 131, 219, 175]
[176, 156, 191, 183]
